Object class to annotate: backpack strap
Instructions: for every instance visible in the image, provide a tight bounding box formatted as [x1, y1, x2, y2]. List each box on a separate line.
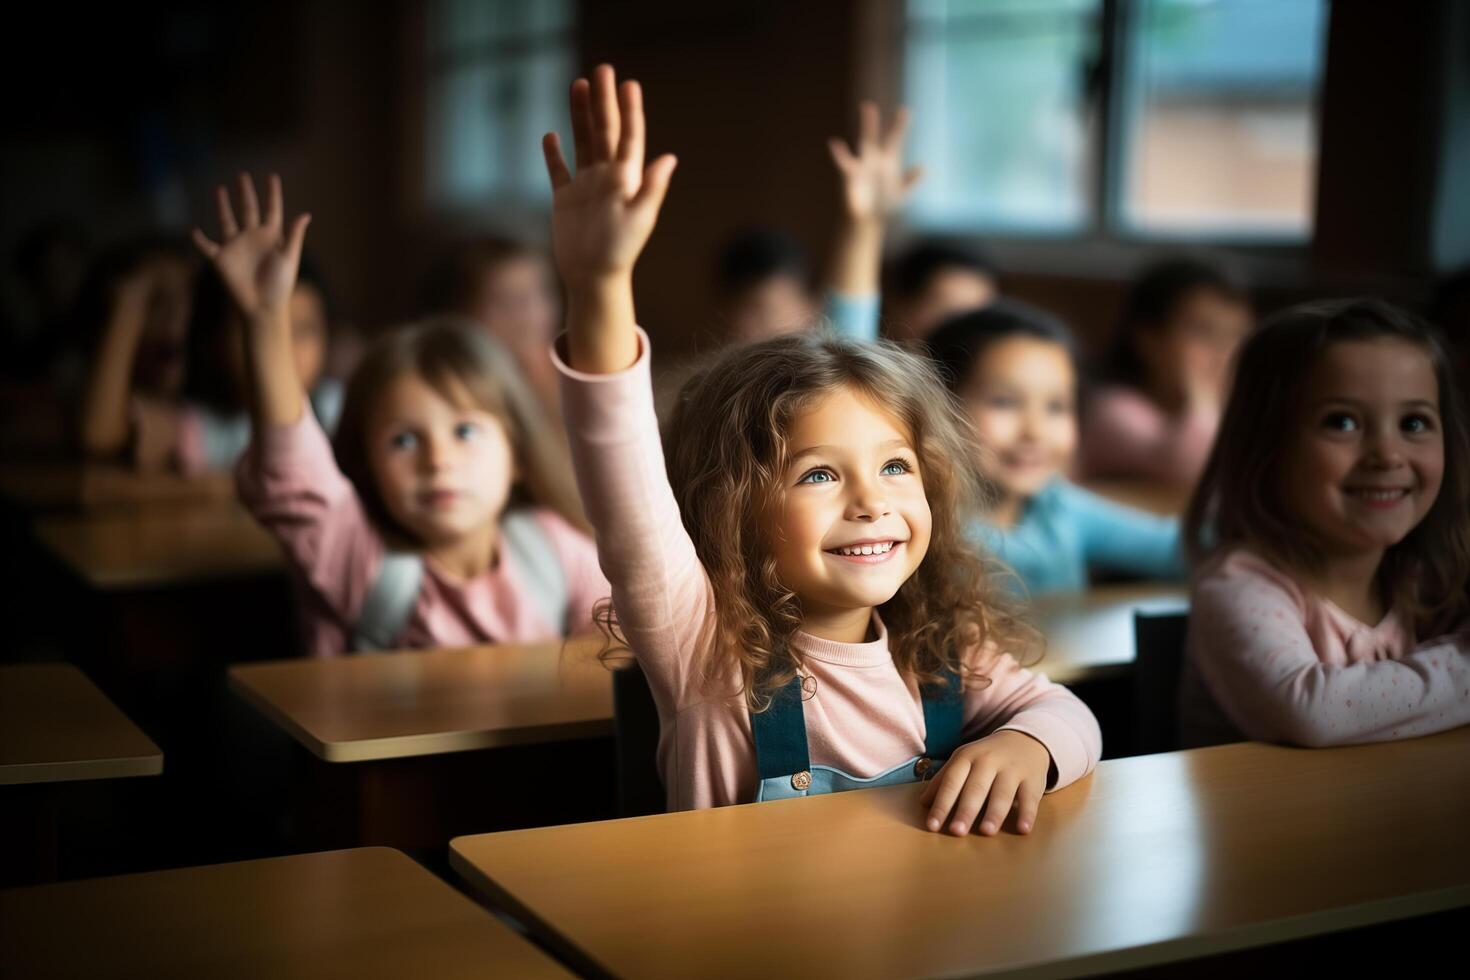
[500, 509, 569, 634]
[352, 551, 425, 652]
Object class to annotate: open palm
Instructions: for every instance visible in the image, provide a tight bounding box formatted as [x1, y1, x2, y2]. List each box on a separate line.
[829, 103, 923, 221]
[542, 65, 677, 285]
[192, 173, 310, 318]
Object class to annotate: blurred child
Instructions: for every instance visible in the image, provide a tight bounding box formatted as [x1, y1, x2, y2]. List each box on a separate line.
[544, 65, 1099, 831]
[716, 227, 817, 345]
[886, 239, 999, 343]
[421, 237, 561, 414]
[1082, 257, 1252, 486]
[925, 301, 1183, 595]
[195, 174, 607, 655]
[1180, 299, 1470, 748]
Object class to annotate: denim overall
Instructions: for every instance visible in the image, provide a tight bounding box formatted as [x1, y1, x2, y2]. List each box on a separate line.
[751, 671, 963, 801]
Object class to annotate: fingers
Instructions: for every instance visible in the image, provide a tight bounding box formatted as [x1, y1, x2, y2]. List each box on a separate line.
[827, 138, 858, 174]
[216, 186, 239, 239]
[1014, 779, 1043, 835]
[190, 228, 220, 260]
[617, 79, 645, 172]
[923, 758, 970, 832]
[882, 105, 912, 153]
[631, 153, 677, 213]
[976, 774, 1020, 837]
[543, 133, 573, 190]
[284, 213, 312, 268]
[238, 173, 261, 229]
[858, 100, 880, 153]
[265, 173, 284, 229]
[590, 63, 620, 163]
[946, 767, 998, 837]
[569, 78, 593, 169]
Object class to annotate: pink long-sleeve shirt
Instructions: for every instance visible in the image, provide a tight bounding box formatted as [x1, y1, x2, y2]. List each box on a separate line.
[235, 408, 609, 657]
[1180, 547, 1470, 748]
[555, 329, 1102, 811]
[1080, 384, 1218, 485]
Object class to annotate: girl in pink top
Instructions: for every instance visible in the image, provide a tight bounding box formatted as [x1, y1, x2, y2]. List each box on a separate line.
[543, 66, 1100, 831]
[1081, 258, 1253, 486]
[191, 174, 607, 656]
[1180, 299, 1470, 748]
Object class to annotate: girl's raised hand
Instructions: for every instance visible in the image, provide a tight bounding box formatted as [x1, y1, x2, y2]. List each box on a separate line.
[542, 64, 677, 288]
[828, 102, 923, 224]
[191, 173, 311, 321]
[918, 730, 1053, 837]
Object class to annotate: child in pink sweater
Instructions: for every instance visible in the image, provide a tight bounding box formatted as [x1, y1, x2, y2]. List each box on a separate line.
[191, 174, 607, 655]
[544, 66, 1100, 832]
[1180, 299, 1470, 747]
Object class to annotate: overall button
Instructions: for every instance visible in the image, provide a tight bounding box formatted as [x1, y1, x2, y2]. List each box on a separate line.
[914, 757, 933, 778]
[791, 770, 812, 791]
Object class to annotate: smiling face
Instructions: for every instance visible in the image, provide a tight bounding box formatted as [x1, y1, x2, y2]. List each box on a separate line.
[960, 336, 1077, 508]
[769, 385, 932, 630]
[1281, 338, 1445, 560]
[365, 371, 516, 546]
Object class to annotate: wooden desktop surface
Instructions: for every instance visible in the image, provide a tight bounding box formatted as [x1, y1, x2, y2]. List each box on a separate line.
[0, 847, 570, 979]
[0, 663, 162, 785]
[451, 727, 1470, 979]
[1080, 479, 1193, 517]
[31, 501, 282, 589]
[229, 636, 614, 762]
[0, 462, 237, 513]
[1030, 582, 1189, 685]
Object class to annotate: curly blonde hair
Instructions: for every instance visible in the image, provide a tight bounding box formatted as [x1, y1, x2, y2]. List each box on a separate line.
[608, 330, 1037, 710]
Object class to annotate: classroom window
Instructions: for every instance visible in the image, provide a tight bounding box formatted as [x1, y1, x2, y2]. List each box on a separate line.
[905, 0, 1103, 234]
[425, 0, 576, 211]
[1116, 0, 1329, 238]
[904, 0, 1329, 242]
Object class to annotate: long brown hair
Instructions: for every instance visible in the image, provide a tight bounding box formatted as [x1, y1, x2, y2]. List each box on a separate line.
[634, 330, 1037, 709]
[1184, 298, 1470, 633]
[333, 317, 587, 544]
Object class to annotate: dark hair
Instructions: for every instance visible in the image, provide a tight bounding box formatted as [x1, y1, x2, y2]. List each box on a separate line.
[890, 239, 999, 300]
[419, 237, 546, 315]
[1184, 298, 1470, 633]
[715, 228, 810, 297]
[922, 299, 1077, 395]
[183, 254, 331, 414]
[1105, 256, 1249, 387]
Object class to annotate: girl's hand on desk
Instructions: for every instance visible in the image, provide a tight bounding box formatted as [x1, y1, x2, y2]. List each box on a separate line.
[919, 730, 1053, 837]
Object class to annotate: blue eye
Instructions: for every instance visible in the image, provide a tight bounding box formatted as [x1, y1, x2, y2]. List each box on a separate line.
[881, 459, 911, 476]
[1402, 414, 1434, 434]
[454, 421, 481, 441]
[985, 395, 1018, 409]
[797, 469, 835, 485]
[389, 431, 418, 450]
[1048, 400, 1073, 416]
[1322, 412, 1357, 432]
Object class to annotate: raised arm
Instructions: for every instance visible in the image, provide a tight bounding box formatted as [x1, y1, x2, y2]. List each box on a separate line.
[542, 65, 676, 375]
[191, 174, 311, 430]
[824, 102, 922, 340]
[78, 268, 156, 459]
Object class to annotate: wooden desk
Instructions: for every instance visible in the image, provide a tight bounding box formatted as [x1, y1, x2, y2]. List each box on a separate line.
[0, 847, 570, 979]
[1030, 582, 1188, 685]
[0, 663, 161, 786]
[451, 727, 1470, 979]
[229, 636, 614, 763]
[31, 502, 283, 589]
[1081, 479, 1193, 517]
[0, 462, 237, 513]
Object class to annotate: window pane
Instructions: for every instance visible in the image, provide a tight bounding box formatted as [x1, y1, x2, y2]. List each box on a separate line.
[1117, 0, 1328, 238]
[426, 0, 574, 210]
[905, 0, 1101, 234]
